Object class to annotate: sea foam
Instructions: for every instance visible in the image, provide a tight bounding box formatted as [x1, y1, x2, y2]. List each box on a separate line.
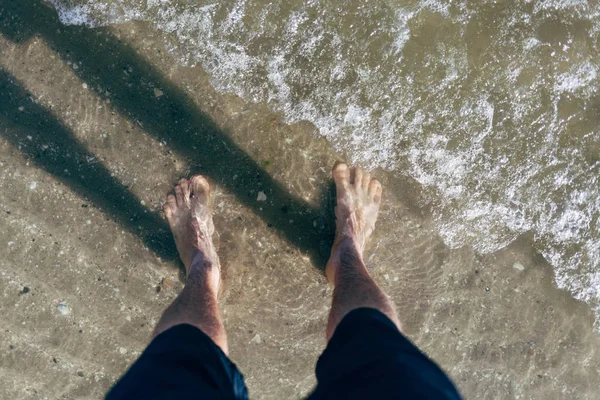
[46, 0, 600, 328]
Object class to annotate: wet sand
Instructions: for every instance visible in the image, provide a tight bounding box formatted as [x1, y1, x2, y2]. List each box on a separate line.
[1, 2, 599, 399]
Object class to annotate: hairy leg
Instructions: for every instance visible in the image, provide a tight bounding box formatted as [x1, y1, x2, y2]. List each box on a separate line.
[325, 163, 401, 340]
[154, 176, 228, 354]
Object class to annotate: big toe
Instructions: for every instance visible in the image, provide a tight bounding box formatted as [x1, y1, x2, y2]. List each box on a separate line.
[179, 178, 191, 198]
[332, 162, 350, 188]
[190, 175, 210, 204]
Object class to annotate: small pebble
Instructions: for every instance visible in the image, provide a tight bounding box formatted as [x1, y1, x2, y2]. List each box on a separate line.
[513, 262, 525, 271]
[119, 347, 127, 354]
[57, 302, 70, 315]
[485, 287, 490, 292]
[82, 83, 88, 89]
[153, 88, 164, 97]
[251, 334, 262, 344]
[29, 181, 38, 190]
[257, 191, 267, 201]
[160, 277, 175, 289]
[18, 106, 25, 112]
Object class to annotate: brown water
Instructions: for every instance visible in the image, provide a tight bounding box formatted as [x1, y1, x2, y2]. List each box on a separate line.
[47, 0, 600, 328]
[1, 0, 600, 399]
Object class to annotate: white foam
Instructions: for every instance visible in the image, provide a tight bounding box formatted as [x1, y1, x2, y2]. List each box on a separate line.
[555, 62, 597, 94]
[391, 9, 414, 57]
[533, 0, 589, 13]
[47, 0, 600, 330]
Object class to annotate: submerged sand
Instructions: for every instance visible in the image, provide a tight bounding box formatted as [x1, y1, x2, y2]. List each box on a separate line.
[1, 2, 599, 399]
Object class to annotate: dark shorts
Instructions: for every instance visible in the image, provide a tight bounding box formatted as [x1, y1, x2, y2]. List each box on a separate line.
[106, 308, 461, 399]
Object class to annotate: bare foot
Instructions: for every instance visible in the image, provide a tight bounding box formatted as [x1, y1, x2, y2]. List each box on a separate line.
[325, 162, 382, 284]
[163, 175, 220, 291]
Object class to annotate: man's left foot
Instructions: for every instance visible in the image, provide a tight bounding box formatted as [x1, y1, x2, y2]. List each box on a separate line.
[163, 176, 220, 290]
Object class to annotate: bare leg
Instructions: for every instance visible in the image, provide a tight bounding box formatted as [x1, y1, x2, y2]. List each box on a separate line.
[154, 176, 228, 354]
[325, 163, 401, 341]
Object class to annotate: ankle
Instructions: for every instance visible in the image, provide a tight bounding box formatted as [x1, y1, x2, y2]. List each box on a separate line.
[187, 253, 220, 294]
[326, 238, 368, 284]
[334, 237, 365, 263]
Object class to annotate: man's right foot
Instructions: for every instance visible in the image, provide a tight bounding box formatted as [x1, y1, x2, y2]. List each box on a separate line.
[325, 162, 382, 284]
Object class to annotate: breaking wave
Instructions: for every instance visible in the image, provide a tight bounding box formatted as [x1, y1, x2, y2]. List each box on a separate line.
[47, 0, 600, 328]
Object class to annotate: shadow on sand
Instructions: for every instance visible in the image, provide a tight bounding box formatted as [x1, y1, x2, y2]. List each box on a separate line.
[0, 0, 335, 268]
[0, 69, 177, 259]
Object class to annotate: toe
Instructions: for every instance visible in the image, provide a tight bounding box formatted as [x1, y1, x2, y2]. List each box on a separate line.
[332, 162, 350, 188]
[190, 175, 210, 203]
[362, 172, 371, 190]
[374, 188, 382, 204]
[369, 178, 382, 201]
[163, 203, 173, 220]
[180, 179, 191, 201]
[175, 185, 184, 207]
[353, 167, 363, 187]
[167, 194, 177, 209]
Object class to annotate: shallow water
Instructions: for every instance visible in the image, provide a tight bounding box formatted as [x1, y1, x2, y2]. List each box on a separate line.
[47, 0, 600, 327]
[2, 1, 600, 398]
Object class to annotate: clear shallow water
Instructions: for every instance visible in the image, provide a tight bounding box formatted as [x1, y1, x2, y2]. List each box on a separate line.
[48, 0, 600, 328]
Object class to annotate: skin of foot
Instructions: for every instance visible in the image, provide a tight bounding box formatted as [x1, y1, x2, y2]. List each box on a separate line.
[163, 175, 220, 293]
[326, 162, 382, 284]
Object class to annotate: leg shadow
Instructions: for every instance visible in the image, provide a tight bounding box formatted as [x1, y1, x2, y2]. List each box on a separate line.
[0, 0, 335, 268]
[0, 69, 177, 259]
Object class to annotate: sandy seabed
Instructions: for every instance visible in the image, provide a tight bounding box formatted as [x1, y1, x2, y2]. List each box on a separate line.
[1, 3, 599, 399]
